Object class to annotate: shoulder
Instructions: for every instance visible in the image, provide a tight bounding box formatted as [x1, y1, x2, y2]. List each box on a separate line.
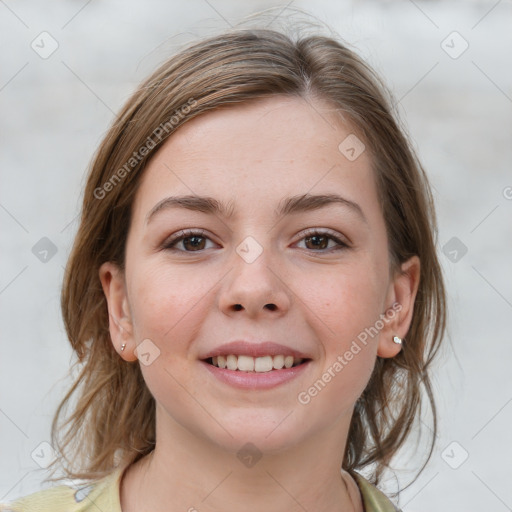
[353, 472, 403, 512]
[0, 467, 125, 512]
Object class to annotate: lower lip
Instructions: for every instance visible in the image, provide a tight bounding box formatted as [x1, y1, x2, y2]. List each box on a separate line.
[200, 360, 312, 390]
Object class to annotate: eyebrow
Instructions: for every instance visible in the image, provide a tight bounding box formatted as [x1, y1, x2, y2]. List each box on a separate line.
[145, 193, 368, 225]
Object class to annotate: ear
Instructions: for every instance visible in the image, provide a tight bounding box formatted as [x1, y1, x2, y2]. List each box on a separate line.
[377, 255, 420, 358]
[98, 261, 138, 362]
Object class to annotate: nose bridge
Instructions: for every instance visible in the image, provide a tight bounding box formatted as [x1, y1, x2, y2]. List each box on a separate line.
[219, 233, 290, 316]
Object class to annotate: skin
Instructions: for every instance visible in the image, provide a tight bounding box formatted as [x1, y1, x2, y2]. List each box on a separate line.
[99, 95, 420, 512]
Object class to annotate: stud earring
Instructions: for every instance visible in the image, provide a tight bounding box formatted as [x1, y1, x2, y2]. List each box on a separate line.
[121, 343, 126, 351]
[392, 336, 402, 345]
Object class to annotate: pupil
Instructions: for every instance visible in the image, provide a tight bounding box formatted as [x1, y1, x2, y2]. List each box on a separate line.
[184, 236, 204, 250]
[307, 235, 327, 250]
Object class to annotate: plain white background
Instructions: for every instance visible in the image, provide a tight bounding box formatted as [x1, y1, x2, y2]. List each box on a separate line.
[1, 1, 511, 510]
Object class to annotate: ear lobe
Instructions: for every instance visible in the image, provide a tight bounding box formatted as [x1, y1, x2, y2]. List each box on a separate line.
[377, 255, 421, 358]
[98, 261, 137, 362]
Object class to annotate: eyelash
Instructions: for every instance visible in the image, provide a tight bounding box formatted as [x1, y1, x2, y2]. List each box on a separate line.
[161, 228, 349, 253]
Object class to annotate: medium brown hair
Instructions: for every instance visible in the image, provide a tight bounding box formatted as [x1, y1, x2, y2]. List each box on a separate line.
[46, 25, 446, 490]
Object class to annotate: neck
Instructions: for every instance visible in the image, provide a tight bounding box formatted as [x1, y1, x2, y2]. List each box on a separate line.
[120, 408, 362, 512]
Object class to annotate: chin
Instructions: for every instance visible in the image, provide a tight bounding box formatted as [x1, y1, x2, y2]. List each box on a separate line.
[206, 413, 306, 455]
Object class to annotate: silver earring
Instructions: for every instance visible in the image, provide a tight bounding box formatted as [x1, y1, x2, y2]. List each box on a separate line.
[392, 336, 402, 345]
[121, 343, 126, 351]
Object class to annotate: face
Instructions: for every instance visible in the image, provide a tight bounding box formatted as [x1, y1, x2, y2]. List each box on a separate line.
[100, 95, 419, 455]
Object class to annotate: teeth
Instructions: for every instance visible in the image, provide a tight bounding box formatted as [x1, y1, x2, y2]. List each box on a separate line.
[227, 354, 238, 371]
[255, 356, 273, 372]
[273, 354, 284, 369]
[209, 354, 303, 372]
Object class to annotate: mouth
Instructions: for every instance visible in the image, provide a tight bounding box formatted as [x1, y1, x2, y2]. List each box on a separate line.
[202, 355, 311, 372]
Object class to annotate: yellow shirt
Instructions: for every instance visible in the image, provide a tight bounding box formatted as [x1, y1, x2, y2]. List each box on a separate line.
[0, 467, 401, 512]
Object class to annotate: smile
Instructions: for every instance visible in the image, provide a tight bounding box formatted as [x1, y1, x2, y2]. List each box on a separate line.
[204, 354, 308, 372]
[200, 357, 312, 390]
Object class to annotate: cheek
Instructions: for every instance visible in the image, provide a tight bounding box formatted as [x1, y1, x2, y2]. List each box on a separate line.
[126, 261, 215, 349]
[309, 260, 385, 340]
[304, 261, 384, 397]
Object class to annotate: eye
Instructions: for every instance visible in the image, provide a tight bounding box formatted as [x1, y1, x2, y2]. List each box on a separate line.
[161, 229, 217, 252]
[161, 228, 349, 253]
[295, 228, 349, 252]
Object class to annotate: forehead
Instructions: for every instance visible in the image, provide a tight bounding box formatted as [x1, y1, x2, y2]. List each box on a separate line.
[132, 95, 381, 224]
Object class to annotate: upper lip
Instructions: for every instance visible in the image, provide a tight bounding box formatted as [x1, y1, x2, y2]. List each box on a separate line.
[200, 341, 312, 360]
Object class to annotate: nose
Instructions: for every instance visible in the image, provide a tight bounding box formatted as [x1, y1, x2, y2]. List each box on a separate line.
[217, 244, 291, 319]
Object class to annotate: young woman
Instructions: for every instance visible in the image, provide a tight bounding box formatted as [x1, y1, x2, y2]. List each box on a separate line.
[1, 26, 446, 512]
